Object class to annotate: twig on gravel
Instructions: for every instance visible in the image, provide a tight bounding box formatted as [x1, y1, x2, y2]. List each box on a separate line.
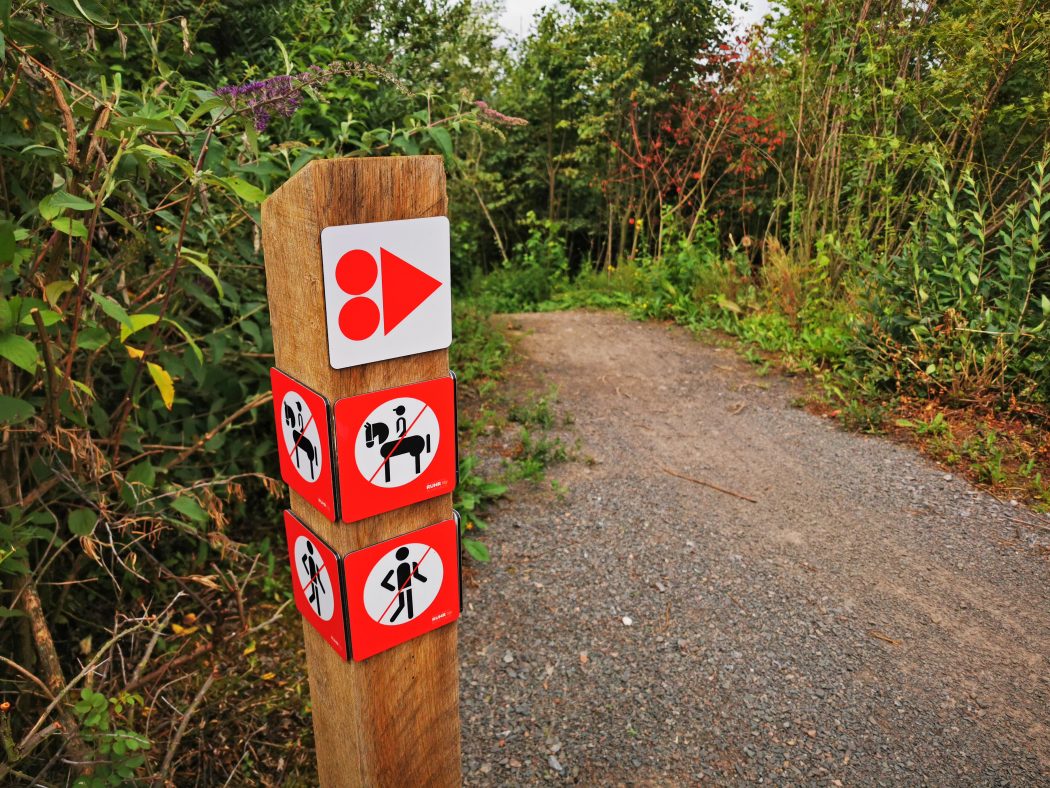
[868, 629, 902, 646]
[661, 467, 757, 503]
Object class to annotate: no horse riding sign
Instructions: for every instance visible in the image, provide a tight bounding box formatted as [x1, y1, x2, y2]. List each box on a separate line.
[270, 369, 337, 521]
[334, 374, 458, 523]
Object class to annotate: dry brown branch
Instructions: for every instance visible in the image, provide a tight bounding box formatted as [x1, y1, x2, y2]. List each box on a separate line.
[14, 576, 92, 772]
[661, 467, 758, 503]
[154, 669, 216, 785]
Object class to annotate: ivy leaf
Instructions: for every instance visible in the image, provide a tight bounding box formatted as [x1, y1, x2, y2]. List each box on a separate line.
[68, 508, 98, 536]
[0, 334, 39, 372]
[0, 395, 34, 425]
[147, 362, 174, 409]
[462, 538, 490, 562]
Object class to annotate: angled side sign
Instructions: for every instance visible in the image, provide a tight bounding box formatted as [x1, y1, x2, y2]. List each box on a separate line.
[270, 368, 337, 521]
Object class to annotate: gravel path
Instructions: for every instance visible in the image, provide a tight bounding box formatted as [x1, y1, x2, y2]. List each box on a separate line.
[458, 310, 1050, 786]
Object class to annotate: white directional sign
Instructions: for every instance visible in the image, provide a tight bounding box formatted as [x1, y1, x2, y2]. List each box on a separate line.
[320, 217, 452, 369]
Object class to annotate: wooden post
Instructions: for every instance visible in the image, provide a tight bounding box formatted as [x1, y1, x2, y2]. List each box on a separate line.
[261, 156, 460, 787]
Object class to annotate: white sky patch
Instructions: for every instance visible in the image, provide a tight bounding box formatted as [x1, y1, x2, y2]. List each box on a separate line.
[498, 0, 776, 41]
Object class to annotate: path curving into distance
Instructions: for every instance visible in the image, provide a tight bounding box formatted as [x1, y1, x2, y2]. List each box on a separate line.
[459, 309, 1050, 785]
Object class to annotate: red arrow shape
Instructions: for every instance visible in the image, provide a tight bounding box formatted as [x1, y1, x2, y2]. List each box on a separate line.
[380, 247, 442, 335]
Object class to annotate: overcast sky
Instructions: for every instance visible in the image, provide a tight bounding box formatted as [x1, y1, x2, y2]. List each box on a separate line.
[499, 0, 775, 40]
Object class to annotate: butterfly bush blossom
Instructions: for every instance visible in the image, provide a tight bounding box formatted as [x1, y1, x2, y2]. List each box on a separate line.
[215, 62, 407, 132]
[216, 61, 526, 134]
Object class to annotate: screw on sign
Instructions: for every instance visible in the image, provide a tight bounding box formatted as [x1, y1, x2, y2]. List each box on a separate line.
[342, 516, 461, 662]
[270, 369, 337, 521]
[320, 217, 452, 369]
[283, 511, 348, 659]
[335, 374, 457, 523]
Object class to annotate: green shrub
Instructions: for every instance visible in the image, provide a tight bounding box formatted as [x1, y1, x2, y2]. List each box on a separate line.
[863, 157, 1050, 402]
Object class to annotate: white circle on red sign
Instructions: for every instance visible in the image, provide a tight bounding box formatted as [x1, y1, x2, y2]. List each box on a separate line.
[280, 391, 323, 483]
[363, 542, 444, 626]
[355, 396, 440, 488]
[293, 535, 334, 621]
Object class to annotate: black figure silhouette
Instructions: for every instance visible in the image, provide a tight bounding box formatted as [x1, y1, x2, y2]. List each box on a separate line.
[283, 399, 317, 478]
[380, 546, 428, 622]
[362, 405, 431, 483]
[301, 541, 327, 616]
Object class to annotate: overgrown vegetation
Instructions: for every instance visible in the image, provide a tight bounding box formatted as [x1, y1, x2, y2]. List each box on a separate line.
[1, 0, 1047, 782]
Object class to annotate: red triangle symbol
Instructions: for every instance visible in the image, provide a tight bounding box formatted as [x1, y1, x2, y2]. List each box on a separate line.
[380, 247, 443, 335]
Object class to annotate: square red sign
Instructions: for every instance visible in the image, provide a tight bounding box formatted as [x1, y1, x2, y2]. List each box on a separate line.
[283, 511, 348, 660]
[334, 374, 457, 523]
[270, 369, 337, 521]
[343, 516, 461, 662]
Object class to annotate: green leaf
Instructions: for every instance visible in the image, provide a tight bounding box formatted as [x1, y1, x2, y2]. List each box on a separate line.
[186, 255, 224, 299]
[0, 395, 34, 425]
[147, 362, 174, 409]
[187, 95, 226, 125]
[91, 293, 132, 329]
[68, 508, 98, 537]
[428, 126, 454, 159]
[40, 190, 95, 219]
[20, 309, 60, 327]
[0, 333, 38, 372]
[462, 538, 490, 562]
[44, 280, 76, 306]
[221, 176, 266, 204]
[967, 270, 979, 287]
[0, 607, 26, 619]
[76, 326, 111, 350]
[1041, 294, 1050, 315]
[171, 495, 208, 523]
[50, 216, 88, 238]
[119, 313, 160, 342]
[126, 461, 156, 488]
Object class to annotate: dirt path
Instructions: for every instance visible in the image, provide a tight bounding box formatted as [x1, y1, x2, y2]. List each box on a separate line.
[458, 310, 1050, 786]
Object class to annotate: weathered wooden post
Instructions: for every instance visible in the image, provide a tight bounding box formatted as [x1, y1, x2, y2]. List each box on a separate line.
[261, 156, 461, 786]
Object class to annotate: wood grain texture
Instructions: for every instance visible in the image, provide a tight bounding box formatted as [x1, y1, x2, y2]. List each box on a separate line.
[261, 156, 460, 788]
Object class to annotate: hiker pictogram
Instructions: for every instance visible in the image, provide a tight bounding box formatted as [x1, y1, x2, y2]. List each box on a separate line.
[357, 396, 439, 487]
[321, 217, 452, 369]
[380, 550, 428, 621]
[294, 534, 334, 621]
[283, 511, 348, 659]
[344, 517, 460, 660]
[270, 369, 337, 521]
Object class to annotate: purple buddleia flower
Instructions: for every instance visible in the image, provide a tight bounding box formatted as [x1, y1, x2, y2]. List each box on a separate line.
[215, 61, 409, 132]
[215, 75, 301, 132]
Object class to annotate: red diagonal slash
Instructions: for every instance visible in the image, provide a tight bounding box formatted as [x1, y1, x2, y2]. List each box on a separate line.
[367, 403, 430, 484]
[378, 546, 433, 623]
[288, 412, 316, 457]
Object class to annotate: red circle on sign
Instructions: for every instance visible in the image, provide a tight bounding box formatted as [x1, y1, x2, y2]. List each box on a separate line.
[339, 297, 380, 341]
[335, 249, 378, 296]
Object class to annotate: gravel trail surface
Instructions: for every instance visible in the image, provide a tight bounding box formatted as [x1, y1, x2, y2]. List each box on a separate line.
[458, 310, 1050, 786]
